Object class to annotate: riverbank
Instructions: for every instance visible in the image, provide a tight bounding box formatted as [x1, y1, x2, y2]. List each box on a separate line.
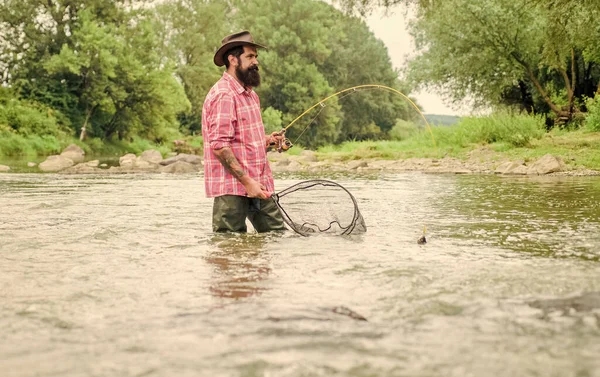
[1, 128, 600, 176]
[1, 147, 599, 176]
[270, 149, 600, 176]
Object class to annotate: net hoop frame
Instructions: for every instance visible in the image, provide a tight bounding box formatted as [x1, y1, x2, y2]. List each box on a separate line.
[272, 179, 365, 236]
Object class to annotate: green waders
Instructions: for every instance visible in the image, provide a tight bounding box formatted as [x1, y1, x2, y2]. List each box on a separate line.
[212, 195, 286, 233]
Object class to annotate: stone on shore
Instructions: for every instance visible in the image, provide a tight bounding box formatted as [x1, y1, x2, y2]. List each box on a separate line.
[119, 153, 137, 168]
[527, 154, 564, 175]
[495, 160, 527, 175]
[139, 150, 163, 164]
[274, 158, 291, 167]
[60, 144, 85, 163]
[299, 150, 318, 162]
[61, 160, 102, 174]
[347, 160, 368, 170]
[271, 160, 303, 173]
[267, 150, 287, 162]
[133, 157, 158, 170]
[39, 155, 74, 172]
[28, 162, 37, 167]
[160, 160, 197, 174]
[0, 164, 10, 172]
[494, 154, 564, 175]
[160, 153, 202, 166]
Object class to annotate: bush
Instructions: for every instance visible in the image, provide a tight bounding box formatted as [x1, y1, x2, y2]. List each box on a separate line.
[0, 133, 63, 156]
[448, 112, 545, 147]
[0, 97, 71, 138]
[585, 96, 600, 132]
[389, 119, 420, 141]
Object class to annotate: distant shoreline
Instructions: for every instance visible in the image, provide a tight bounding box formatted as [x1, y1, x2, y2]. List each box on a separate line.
[2, 149, 599, 177]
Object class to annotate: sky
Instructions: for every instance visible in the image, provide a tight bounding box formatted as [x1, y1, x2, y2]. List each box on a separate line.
[365, 7, 462, 116]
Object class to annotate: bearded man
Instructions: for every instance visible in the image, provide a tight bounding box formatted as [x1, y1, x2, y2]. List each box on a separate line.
[201, 31, 286, 233]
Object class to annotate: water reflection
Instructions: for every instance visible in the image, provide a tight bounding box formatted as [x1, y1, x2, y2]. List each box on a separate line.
[204, 233, 278, 300]
[436, 175, 600, 260]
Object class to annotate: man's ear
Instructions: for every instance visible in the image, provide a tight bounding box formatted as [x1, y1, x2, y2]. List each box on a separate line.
[228, 55, 238, 68]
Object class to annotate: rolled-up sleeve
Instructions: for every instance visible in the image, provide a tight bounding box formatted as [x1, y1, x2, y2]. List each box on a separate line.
[207, 93, 236, 150]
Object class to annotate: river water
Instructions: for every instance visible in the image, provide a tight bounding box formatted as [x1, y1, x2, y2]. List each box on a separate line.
[1, 172, 599, 377]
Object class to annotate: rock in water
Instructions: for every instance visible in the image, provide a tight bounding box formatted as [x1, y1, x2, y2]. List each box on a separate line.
[529, 291, 600, 313]
[39, 155, 74, 172]
[331, 306, 367, 321]
[60, 144, 85, 163]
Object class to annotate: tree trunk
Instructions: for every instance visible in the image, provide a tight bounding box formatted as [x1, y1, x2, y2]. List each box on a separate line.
[570, 48, 576, 107]
[557, 48, 577, 120]
[79, 106, 94, 141]
[511, 53, 563, 116]
[518, 80, 534, 114]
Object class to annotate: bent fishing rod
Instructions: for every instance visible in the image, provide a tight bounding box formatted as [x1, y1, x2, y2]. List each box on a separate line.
[269, 84, 437, 152]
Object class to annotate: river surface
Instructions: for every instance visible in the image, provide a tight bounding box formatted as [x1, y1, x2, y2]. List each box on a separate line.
[1, 172, 600, 377]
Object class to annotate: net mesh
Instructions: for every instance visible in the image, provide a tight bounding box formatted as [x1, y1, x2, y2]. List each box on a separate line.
[273, 179, 366, 236]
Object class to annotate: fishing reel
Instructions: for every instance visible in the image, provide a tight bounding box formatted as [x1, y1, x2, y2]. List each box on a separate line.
[268, 129, 293, 153]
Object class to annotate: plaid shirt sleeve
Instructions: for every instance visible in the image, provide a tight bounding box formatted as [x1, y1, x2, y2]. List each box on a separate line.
[207, 93, 236, 150]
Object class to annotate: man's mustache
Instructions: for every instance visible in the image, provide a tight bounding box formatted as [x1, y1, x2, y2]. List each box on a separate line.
[249, 65, 259, 71]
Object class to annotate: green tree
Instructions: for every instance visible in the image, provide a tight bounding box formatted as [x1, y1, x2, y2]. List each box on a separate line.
[321, 14, 417, 141]
[43, 10, 121, 140]
[234, 0, 343, 148]
[1, 0, 189, 141]
[234, 0, 418, 147]
[335, 0, 600, 125]
[155, 0, 232, 135]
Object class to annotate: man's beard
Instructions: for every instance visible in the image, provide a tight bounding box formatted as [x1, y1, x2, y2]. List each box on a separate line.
[235, 64, 261, 88]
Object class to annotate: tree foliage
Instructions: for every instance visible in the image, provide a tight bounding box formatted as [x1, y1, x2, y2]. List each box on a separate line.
[336, 0, 600, 126]
[155, 0, 231, 135]
[1, 0, 420, 148]
[233, 0, 415, 147]
[0, 0, 189, 141]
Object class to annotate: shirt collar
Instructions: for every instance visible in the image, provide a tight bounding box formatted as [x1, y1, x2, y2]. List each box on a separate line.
[223, 72, 253, 95]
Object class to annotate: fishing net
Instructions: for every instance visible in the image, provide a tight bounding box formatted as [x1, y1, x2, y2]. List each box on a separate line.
[273, 179, 366, 236]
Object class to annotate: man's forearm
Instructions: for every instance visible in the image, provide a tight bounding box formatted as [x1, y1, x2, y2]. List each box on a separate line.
[213, 147, 248, 182]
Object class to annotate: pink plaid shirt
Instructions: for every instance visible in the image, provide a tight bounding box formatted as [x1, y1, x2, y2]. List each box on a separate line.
[201, 72, 274, 198]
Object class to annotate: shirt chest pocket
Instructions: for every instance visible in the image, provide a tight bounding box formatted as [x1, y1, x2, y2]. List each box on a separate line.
[236, 108, 263, 144]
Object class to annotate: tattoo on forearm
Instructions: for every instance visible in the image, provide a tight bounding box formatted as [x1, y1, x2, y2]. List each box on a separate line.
[215, 148, 246, 180]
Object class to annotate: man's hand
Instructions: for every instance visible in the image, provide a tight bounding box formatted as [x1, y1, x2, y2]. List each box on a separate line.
[213, 147, 271, 199]
[266, 131, 285, 149]
[242, 176, 271, 199]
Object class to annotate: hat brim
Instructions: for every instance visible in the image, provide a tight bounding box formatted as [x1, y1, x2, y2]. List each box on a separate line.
[213, 41, 268, 67]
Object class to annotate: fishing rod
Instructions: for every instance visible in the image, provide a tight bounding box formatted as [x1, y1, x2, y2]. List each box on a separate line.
[269, 84, 437, 152]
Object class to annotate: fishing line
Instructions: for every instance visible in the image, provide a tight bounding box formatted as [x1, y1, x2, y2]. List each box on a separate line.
[282, 84, 437, 149]
[291, 88, 375, 145]
[292, 87, 393, 142]
[292, 102, 326, 146]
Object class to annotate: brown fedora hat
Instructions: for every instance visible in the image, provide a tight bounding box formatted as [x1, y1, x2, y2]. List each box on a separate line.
[213, 30, 267, 67]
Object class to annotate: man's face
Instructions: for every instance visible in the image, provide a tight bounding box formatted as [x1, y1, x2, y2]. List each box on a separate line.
[234, 46, 260, 88]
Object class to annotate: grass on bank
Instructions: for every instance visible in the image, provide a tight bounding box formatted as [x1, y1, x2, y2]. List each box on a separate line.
[317, 113, 546, 159]
[2, 111, 600, 170]
[315, 113, 600, 170]
[0, 132, 205, 158]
